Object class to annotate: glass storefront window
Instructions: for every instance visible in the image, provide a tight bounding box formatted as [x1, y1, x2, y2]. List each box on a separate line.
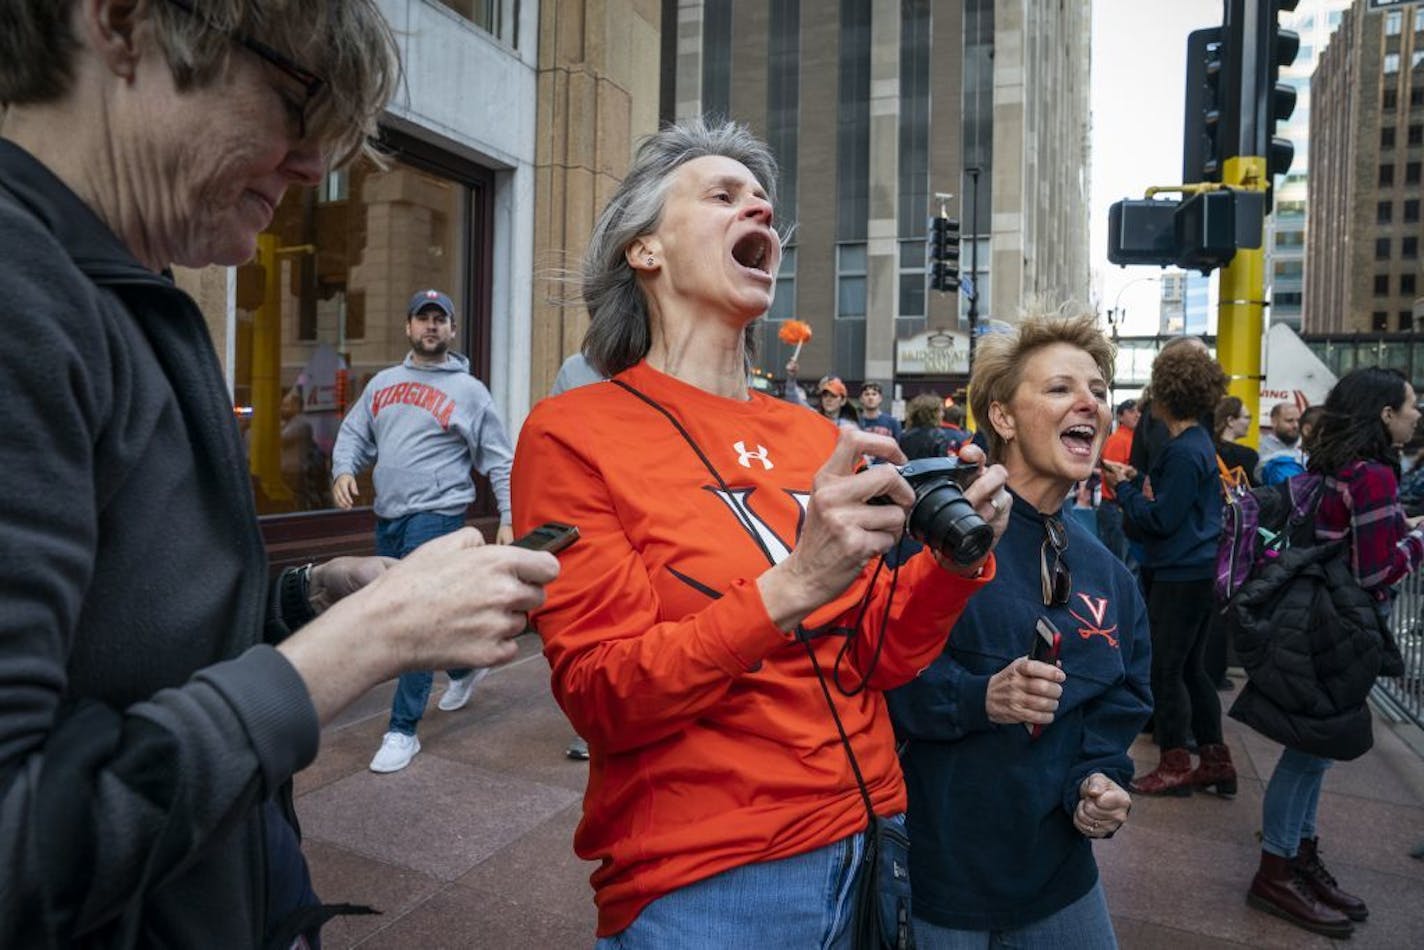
[179, 148, 486, 517]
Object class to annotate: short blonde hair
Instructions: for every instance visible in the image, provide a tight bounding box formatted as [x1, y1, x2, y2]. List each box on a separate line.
[968, 313, 1116, 464]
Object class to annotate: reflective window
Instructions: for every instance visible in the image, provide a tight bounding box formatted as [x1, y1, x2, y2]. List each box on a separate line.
[1388, 11, 1403, 37]
[836, 0, 871, 240]
[899, 239, 926, 318]
[1417, 8, 1424, 32]
[898, 0, 931, 237]
[701, 0, 733, 121]
[766, 0, 800, 224]
[434, 0, 513, 44]
[1386, 53, 1401, 74]
[836, 243, 867, 318]
[178, 147, 488, 517]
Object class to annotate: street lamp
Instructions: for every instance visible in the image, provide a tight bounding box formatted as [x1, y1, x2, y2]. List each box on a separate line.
[965, 166, 982, 367]
[1106, 274, 1162, 340]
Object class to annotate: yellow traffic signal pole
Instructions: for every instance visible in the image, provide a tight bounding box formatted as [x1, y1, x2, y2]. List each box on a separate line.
[1216, 155, 1268, 447]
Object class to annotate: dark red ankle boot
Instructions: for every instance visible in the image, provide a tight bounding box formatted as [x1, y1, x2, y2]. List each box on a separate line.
[1190, 742, 1238, 798]
[1131, 747, 1194, 797]
[1295, 837, 1368, 921]
[1247, 850, 1354, 938]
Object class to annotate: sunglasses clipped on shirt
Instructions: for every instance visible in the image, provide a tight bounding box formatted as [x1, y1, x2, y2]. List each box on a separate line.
[1040, 515, 1071, 607]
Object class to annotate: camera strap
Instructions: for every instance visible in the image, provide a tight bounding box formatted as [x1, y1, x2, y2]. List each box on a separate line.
[609, 378, 887, 832]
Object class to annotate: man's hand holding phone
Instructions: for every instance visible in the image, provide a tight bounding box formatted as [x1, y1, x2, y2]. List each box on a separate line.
[985, 618, 1065, 730]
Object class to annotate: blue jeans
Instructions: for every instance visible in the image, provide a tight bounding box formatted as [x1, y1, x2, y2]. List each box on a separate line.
[376, 511, 471, 735]
[1262, 747, 1332, 858]
[596, 824, 875, 949]
[913, 880, 1117, 950]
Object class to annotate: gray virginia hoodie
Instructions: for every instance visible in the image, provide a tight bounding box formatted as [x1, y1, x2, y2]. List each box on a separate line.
[332, 352, 513, 520]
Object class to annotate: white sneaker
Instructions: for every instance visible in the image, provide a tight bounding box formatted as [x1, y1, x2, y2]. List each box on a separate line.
[437, 668, 490, 712]
[369, 731, 420, 773]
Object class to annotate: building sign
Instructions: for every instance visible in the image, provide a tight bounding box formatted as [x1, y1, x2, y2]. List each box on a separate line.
[896, 329, 971, 376]
[1370, 0, 1409, 9]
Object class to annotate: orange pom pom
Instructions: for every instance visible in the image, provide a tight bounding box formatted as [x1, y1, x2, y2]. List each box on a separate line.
[777, 319, 813, 345]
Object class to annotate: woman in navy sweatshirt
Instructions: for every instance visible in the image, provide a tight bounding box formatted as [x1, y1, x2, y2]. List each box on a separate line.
[890, 315, 1151, 947]
[1102, 343, 1230, 797]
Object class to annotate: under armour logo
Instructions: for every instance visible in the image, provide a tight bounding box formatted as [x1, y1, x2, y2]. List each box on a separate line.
[734, 441, 774, 470]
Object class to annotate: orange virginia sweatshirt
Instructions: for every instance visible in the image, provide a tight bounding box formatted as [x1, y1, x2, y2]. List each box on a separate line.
[512, 361, 991, 936]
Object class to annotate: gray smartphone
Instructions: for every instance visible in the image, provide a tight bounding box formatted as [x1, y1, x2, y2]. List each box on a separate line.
[510, 522, 579, 554]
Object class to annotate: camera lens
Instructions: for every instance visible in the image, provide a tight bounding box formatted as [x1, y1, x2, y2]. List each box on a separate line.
[907, 482, 995, 565]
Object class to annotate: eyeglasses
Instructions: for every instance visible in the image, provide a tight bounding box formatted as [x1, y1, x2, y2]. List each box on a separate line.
[1040, 515, 1071, 607]
[164, 0, 326, 140]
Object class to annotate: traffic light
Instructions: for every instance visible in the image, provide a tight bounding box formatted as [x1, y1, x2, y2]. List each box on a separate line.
[928, 215, 961, 293]
[1182, 27, 1227, 183]
[1263, 0, 1300, 180]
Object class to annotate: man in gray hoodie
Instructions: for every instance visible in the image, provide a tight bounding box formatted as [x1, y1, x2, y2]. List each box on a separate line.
[333, 289, 515, 773]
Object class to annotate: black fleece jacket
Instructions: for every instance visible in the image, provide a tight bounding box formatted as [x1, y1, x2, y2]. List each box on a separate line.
[0, 139, 319, 948]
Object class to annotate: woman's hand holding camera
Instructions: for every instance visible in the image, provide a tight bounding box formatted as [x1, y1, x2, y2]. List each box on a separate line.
[985, 656, 1065, 726]
[758, 429, 914, 631]
[1074, 773, 1132, 839]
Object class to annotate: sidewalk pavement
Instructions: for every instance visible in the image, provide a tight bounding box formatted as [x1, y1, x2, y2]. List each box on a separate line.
[299, 643, 1424, 949]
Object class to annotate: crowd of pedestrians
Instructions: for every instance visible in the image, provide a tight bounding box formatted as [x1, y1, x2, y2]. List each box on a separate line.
[2, 6, 1419, 943]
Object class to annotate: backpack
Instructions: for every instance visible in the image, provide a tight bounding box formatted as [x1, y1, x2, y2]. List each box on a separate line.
[1215, 474, 1323, 605]
[1260, 453, 1307, 487]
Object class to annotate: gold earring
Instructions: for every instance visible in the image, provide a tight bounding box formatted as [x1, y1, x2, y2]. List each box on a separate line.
[646, 257, 654, 266]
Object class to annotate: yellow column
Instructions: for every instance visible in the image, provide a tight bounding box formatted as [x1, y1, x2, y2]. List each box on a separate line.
[1216, 156, 1268, 448]
[249, 233, 292, 502]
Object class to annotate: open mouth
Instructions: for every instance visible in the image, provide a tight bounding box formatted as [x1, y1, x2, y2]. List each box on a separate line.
[1060, 424, 1097, 457]
[731, 231, 773, 276]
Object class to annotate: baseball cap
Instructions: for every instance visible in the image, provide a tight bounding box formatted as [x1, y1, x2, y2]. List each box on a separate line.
[408, 289, 455, 316]
[818, 376, 847, 398]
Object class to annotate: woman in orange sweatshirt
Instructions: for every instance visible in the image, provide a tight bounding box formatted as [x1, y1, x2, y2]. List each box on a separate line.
[512, 118, 1012, 947]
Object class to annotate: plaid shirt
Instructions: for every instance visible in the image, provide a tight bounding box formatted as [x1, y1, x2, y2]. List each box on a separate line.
[1316, 460, 1424, 599]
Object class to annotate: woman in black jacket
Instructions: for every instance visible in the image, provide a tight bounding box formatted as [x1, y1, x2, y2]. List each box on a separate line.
[1237, 367, 1423, 939]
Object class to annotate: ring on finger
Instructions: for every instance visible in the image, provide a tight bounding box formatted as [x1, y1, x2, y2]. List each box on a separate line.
[990, 493, 1006, 513]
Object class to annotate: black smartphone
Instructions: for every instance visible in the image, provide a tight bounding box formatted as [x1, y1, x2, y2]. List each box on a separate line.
[1026, 617, 1062, 739]
[511, 522, 579, 555]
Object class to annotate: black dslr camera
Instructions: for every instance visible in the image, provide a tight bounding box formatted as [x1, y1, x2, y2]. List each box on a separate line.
[874, 457, 994, 566]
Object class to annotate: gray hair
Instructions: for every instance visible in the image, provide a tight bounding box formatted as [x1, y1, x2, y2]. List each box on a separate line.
[0, 0, 398, 170]
[581, 116, 781, 378]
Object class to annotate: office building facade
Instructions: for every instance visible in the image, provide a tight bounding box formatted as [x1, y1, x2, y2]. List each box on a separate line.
[1266, 0, 1352, 329]
[1306, 0, 1424, 333]
[662, 0, 1091, 392]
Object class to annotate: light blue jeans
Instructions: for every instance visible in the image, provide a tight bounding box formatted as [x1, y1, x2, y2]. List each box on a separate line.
[596, 827, 871, 949]
[376, 511, 471, 735]
[912, 881, 1117, 950]
[1261, 747, 1332, 858]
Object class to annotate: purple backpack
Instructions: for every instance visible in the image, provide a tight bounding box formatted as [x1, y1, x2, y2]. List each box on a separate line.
[1215, 473, 1325, 604]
